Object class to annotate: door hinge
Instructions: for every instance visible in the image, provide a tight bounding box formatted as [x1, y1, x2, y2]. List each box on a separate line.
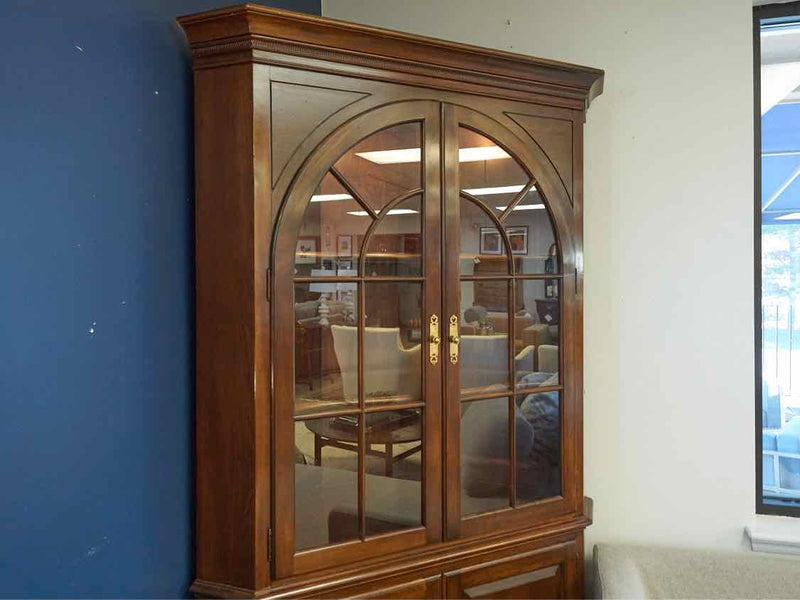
[267, 527, 273, 562]
[266, 268, 272, 302]
[575, 268, 579, 298]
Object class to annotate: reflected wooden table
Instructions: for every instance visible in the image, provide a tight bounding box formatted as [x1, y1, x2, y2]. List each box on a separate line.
[305, 413, 422, 477]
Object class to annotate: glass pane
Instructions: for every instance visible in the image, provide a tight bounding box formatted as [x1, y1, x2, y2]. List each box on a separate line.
[459, 197, 509, 276]
[364, 195, 422, 276]
[365, 409, 423, 536]
[363, 282, 423, 408]
[295, 281, 359, 417]
[295, 416, 359, 550]
[460, 280, 510, 396]
[507, 190, 558, 275]
[334, 122, 422, 214]
[459, 127, 529, 219]
[461, 398, 510, 515]
[759, 17, 800, 508]
[515, 280, 560, 390]
[516, 392, 562, 504]
[295, 171, 372, 275]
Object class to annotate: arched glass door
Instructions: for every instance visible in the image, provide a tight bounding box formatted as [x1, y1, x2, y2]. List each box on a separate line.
[273, 102, 443, 577]
[274, 101, 574, 576]
[442, 105, 573, 540]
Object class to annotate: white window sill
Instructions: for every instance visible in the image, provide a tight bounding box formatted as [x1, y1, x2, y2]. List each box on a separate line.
[745, 516, 800, 556]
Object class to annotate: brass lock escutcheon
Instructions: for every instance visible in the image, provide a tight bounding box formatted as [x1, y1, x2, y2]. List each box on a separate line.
[429, 314, 440, 365]
[448, 314, 460, 364]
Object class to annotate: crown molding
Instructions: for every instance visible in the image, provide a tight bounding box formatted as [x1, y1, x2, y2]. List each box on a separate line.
[177, 4, 604, 110]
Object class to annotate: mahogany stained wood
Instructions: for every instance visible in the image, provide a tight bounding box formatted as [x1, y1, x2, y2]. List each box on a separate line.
[180, 5, 602, 598]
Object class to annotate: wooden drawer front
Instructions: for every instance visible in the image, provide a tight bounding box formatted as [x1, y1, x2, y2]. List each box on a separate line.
[348, 575, 442, 599]
[445, 545, 571, 599]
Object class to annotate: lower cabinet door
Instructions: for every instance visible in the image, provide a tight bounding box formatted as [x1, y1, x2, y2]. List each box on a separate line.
[349, 575, 443, 599]
[444, 544, 572, 599]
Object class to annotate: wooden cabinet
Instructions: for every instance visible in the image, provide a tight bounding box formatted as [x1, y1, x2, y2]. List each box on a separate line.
[179, 5, 602, 598]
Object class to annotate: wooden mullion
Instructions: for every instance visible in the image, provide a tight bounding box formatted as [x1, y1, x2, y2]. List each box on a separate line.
[330, 166, 378, 219]
[509, 279, 517, 508]
[363, 400, 425, 414]
[499, 179, 538, 222]
[459, 273, 565, 281]
[442, 103, 462, 539]
[294, 276, 425, 283]
[460, 387, 563, 403]
[357, 279, 366, 541]
[293, 407, 361, 421]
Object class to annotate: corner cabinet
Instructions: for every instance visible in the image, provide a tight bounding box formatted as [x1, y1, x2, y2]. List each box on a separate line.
[179, 6, 603, 598]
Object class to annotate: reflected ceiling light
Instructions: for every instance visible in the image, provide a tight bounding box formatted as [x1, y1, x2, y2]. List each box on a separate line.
[494, 204, 546, 211]
[355, 146, 509, 164]
[776, 212, 800, 221]
[346, 209, 419, 217]
[310, 193, 352, 202]
[463, 184, 535, 196]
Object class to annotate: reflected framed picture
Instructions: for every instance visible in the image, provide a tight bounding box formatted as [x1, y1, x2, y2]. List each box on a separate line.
[337, 234, 353, 257]
[479, 227, 502, 255]
[295, 237, 317, 264]
[507, 226, 528, 255]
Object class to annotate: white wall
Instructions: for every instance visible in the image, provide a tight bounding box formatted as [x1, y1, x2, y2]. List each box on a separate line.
[324, 0, 758, 560]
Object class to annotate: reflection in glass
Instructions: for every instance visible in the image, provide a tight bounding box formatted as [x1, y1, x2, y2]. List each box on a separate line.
[364, 195, 422, 276]
[459, 127, 529, 218]
[364, 409, 423, 536]
[460, 280, 510, 396]
[516, 392, 561, 504]
[507, 196, 558, 275]
[461, 398, 510, 515]
[294, 281, 359, 417]
[358, 282, 423, 407]
[295, 416, 360, 550]
[295, 172, 372, 275]
[458, 126, 558, 275]
[515, 280, 560, 390]
[459, 198, 509, 276]
[334, 122, 422, 213]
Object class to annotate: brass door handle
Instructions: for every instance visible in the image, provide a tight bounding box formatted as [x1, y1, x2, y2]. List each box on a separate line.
[429, 315, 440, 365]
[448, 315, 459, 364]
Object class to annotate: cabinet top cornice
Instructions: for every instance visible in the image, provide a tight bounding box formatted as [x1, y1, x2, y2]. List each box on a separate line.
[177, 4, 604, 109]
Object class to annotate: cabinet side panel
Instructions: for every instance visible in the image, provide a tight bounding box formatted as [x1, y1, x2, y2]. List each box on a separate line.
[194, 64, 257, 589]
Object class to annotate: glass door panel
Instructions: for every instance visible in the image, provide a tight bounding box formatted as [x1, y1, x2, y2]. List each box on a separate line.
[280, 105, 441, 576]
[460, 280, 511, 397]
[294, 280, 360, 417]
[364, 194, 422, 277]
[363, 281, 423, 408]
[516, 391, 561, 504]
[295, 416, 360, 551]
[294, 171, 372, 275]
[514, 279, 560, 391]
[365, 408, 423, 536]
[458, 127, 529, 221]
[461, 398, 510, 515]
[333, 122, 422, 214]
[444, 115, 566, 531]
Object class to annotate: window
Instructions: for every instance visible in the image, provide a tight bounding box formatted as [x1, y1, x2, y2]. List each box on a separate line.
[756, 1, 800, 516]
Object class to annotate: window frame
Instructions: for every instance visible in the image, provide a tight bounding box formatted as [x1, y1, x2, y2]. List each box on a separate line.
[754, 0, 800, 518]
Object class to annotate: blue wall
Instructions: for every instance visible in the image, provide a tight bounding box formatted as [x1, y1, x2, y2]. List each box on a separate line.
[0, 1, 319, 597]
